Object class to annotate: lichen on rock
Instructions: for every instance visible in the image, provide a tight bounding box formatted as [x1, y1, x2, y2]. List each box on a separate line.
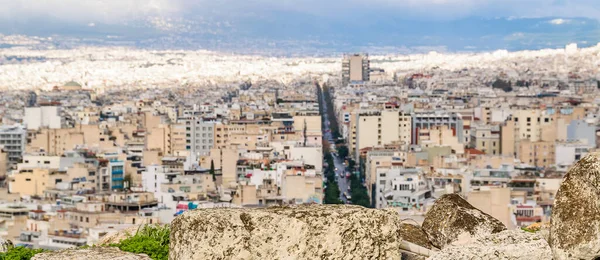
[421, 193, 506, 249]
[549, 152, 600, 260]
[170, 205, 416, 259]
[427, 230, 552, 260]
[31, 247, 151, 260]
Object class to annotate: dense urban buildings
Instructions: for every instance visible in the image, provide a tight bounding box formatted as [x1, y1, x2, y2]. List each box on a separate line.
[0, 42, 598, 252]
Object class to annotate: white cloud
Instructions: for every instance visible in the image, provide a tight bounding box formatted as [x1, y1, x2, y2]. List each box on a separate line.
[549, 18, 570, 25]
[0, 0, 183, 23]
[0, 0, 599, 25]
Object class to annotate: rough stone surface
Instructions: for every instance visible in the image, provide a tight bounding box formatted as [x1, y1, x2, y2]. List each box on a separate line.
[422, 193, 506, 249]
[32, 247, 151, 260]
[96, 225, 141, 245]
[427, 230, 552, 260]
[0, 238, 13, 253]
[96, 224, 167, 246]
[550, 152, 600, 260]
[170, 205, 414, 259]
[398, 223, 433, 249]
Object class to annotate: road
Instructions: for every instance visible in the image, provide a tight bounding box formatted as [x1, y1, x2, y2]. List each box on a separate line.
[320, 86, 350, 203]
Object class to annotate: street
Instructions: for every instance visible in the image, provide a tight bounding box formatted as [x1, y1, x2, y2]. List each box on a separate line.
[320, 86, 349, 203]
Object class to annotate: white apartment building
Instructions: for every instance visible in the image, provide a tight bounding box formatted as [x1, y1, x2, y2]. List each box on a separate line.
[24, 106, 62, 130]
[555, 141, 591, 167]
[375, 167, 432, 210]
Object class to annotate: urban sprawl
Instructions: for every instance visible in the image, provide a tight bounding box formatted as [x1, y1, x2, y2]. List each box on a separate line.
[0, 42, 598, 250]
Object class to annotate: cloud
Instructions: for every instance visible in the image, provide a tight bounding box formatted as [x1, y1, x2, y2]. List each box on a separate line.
[0, 0, 183, 24]
[0, 0, 599, 26]
[549, 18, 570, 25]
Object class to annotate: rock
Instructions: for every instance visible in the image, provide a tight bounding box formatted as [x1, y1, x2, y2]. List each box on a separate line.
[32, 247, 151, 260]
[96, 226, 141, 246]
[96, 224, 167, 246]
[422, 193, 506, 249]
[399, 223, 433, 249]
[0, 238, 13, 253]
[550, 152, 600, 260]
[427, 230, 552, 260]
[170, 205, 418, 259]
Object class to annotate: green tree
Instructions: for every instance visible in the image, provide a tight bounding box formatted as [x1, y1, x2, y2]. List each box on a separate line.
[337, 145, 349, 159]
[210, 160, 216, 182]
[0, 246, 45, 260]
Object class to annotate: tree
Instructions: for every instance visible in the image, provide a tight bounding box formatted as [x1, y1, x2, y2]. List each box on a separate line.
[337, 145, 349, 159]
[210, 160, 216, 182]
[492, 79, 512, 92]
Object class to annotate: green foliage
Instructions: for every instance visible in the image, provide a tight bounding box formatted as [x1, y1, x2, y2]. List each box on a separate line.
[324, 182, 343, 204]
[348, 174, 371, 208]
[492, 79, 512, 92]
[337, 145, 349, 159]
[0, 246, 45, 260]
[521, 227, 535, 233]
[110, 225, 170, 260]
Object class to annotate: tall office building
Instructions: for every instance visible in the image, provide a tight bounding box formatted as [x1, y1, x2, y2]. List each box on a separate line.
[342, 53, 370, 86]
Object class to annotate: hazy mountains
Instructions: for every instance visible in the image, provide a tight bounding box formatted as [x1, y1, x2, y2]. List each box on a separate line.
[0, 15, 598, 55]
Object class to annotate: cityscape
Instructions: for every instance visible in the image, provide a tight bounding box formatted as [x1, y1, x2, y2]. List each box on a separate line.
[0, 0, 600, 259]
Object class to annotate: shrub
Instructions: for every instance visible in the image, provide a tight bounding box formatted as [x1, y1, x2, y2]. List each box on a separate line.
[110, 225, 170, 260]
[0, 246, 45, 260]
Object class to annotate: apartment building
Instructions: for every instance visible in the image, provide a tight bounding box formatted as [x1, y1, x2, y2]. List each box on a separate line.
[418, 125, 463, 153]
[342, 53, 370, 86]
[467, 187, 514, 229]
[108, 160, 125, 190]
[353, 110, 411, 159]
[412, 112, 464, 145]
[470, 124, 501, 155]
[146, 124, 187, 156]
[24, 106, 62, 130]
[566, 120, 596, 147]
[280, 167, 323, 204]
[0, 125, 26, 165]
[555, 141, 591, 167]
[374, 167, 432, 210]
[182, 117, 215, 159]
[518, 140, 555, 168]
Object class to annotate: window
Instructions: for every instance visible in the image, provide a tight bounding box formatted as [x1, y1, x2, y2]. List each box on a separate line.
[25, 178, 31, 181]
[86, 217, 89, 223]
[527, 117, 531, 122]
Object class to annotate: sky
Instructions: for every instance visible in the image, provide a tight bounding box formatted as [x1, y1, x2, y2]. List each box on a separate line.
[0, 0, 599, 53]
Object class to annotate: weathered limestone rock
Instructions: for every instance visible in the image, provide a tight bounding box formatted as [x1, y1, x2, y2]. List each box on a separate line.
[32, 247, 151, 260]
[0, 238, 13, 253]
[96, 224, 168, 246]
[399, 223, 433, 250]
[427, 230, 552, 260]
[422, 193, 506, 249]
[550, 152, 600, 260]
[97, 226, 141, 245]
[170, 205, 420, 259]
